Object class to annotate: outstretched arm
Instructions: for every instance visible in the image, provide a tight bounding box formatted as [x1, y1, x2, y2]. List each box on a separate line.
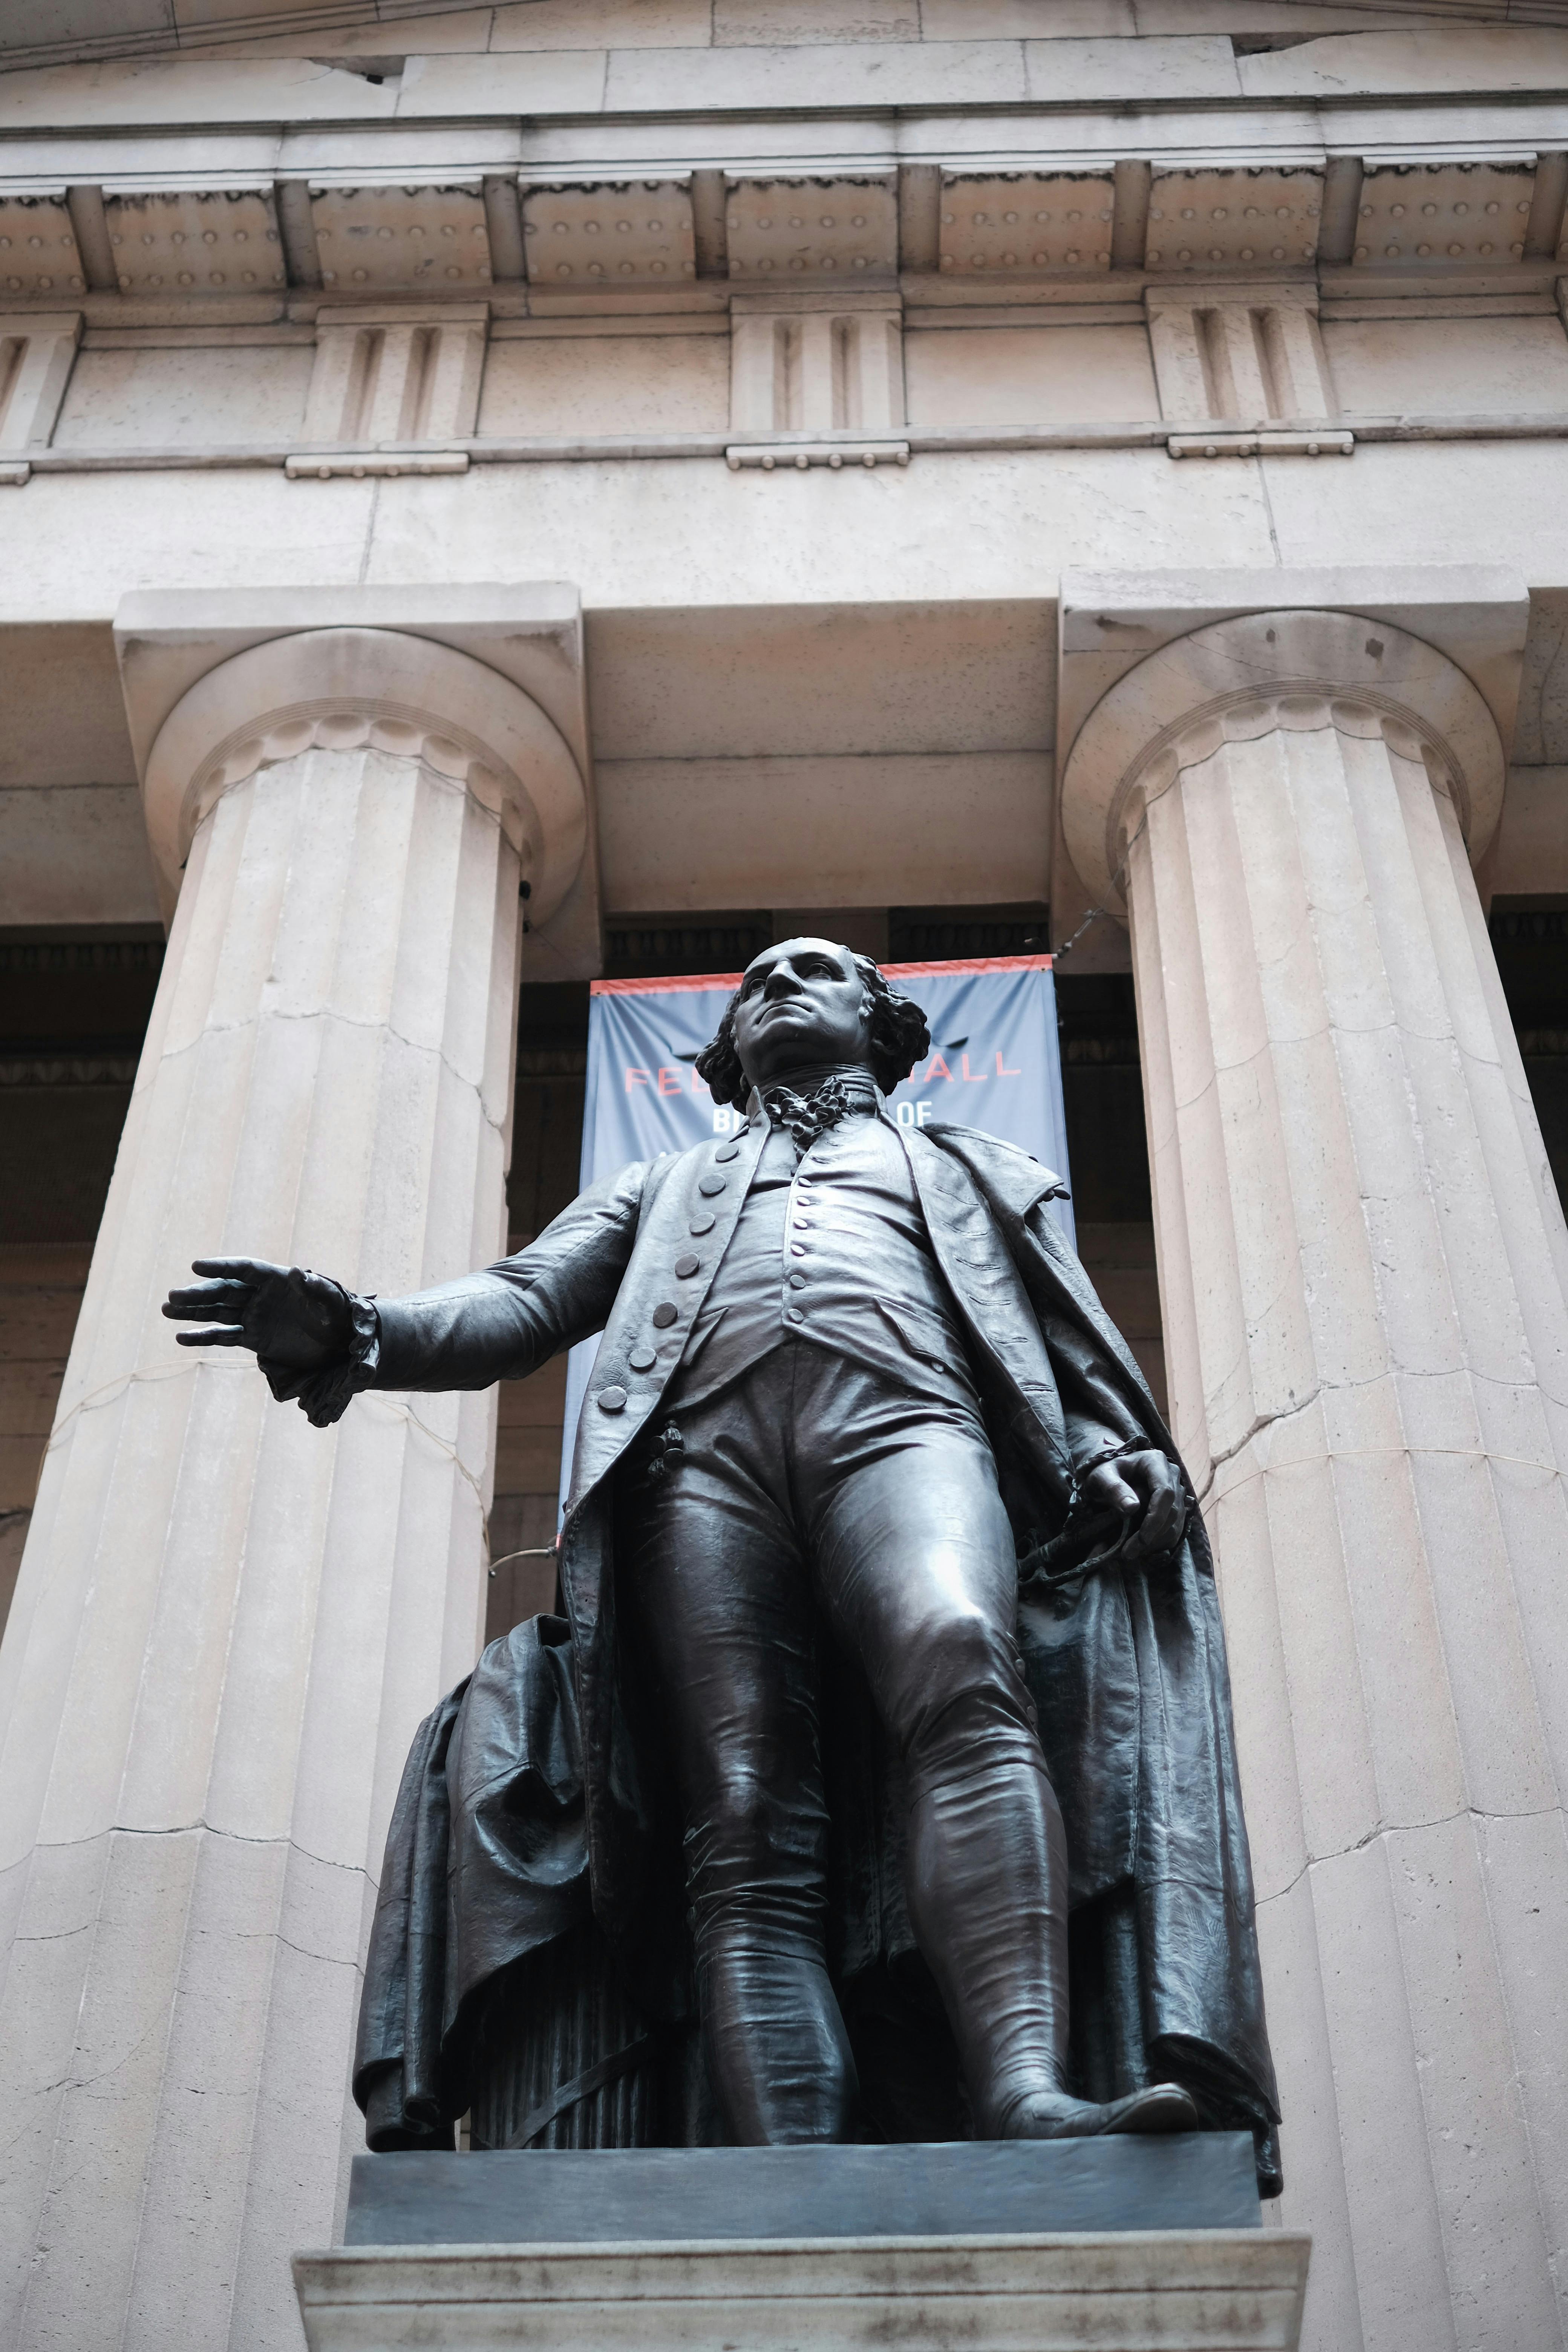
[162, 1162, 649, 1426]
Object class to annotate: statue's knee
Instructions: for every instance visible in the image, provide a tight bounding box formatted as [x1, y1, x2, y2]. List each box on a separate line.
[890, 1616, 1037, 1769]
[687, 1763, 819, 1907]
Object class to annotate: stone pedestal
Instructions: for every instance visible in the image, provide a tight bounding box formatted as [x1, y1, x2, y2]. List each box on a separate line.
[1061, 596, 1568, 2352]
[294, 2231, 1311, 2352]
[0, 602, 588, 2349]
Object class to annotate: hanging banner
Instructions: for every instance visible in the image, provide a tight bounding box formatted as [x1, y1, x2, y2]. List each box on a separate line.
[557, 955, 1071, 1511]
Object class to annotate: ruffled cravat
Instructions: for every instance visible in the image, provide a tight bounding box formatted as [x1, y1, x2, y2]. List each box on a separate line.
[761, 1072, 879, 1151]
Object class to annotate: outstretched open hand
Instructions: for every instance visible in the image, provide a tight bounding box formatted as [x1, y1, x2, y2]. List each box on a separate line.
[162, 1259, 353, 1372]
[1080, 1447, 1189, 1563]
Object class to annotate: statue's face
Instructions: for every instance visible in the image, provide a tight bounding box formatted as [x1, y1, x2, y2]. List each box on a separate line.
[731, 939, 874, 1091]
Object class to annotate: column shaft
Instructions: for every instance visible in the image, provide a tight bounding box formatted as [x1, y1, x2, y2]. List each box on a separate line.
[0, 725, 519, 2347]
[1125, 694, 1568, 2351]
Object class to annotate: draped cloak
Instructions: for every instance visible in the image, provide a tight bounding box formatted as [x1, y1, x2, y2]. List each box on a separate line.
[349, 1116, 1282, 2191]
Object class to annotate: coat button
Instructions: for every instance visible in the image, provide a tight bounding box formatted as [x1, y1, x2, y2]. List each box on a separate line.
[698, 1174, 726, 1197]
[689, 1211, 715, 1234]
[787, 1309, 805, 1325]
[597, 1386, 628, 1413]
[652, 1302, 678, 1328]
[629, 1345, 657, 1372]
[715, 1142, 740, 1162]
[674, 1252, 700, 1279]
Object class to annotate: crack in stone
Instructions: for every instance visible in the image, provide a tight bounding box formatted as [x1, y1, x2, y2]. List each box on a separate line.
[1258, 1802, 1564, 1907]
[29, 1823, 372, 1879]
[1194, 1391, 1322, 1507]
[44, 1365, 492, 1512]
[152, 1004, 508, 1135]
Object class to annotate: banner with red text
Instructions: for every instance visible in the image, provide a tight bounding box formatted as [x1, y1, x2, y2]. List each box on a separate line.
[558, 956, 1070, 1509]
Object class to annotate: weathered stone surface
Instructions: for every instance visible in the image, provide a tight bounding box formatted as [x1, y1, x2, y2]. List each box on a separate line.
[295, 2230, 1311, 2352]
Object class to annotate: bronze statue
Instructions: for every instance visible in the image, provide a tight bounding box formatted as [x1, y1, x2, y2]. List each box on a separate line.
[165, 942, 1280, 2183]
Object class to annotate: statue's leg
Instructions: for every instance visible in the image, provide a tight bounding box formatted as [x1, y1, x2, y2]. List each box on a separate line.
[797, 1358, 1196, 2141]
[620, 1363, 858, 2145]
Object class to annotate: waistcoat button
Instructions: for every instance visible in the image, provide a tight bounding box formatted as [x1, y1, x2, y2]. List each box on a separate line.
[674, 1253, 700, 1279]
[714, 1142, 740, 1162]
[652, 1302, 678, 1328]
[689, 1212, 716, 1235]
[597, 1386, 628, 1413]
[698, 1174, 726, 1197]
[628, 1346, 657, 1372]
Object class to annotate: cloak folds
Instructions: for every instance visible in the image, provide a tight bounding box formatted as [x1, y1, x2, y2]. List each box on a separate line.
[352, 1122, 1282, 2191]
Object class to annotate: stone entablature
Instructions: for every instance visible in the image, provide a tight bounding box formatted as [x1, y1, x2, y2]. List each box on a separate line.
[1, 124, 1566, 478]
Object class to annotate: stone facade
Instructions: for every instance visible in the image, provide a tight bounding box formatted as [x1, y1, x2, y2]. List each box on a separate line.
[0, 5, 1566, 2351]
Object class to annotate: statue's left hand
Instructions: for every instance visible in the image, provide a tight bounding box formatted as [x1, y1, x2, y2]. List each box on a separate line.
[1079, 1448, 1189, 1563]
[162, 1258, 354, 1371]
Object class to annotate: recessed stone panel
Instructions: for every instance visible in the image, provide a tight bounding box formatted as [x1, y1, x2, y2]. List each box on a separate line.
[312, 183, 492, 292]
[102, 187, 285, 298]
[725, 177, 897, 282]
[939, 173, 1115, 276]
[1354, 162, 1533, 266]
[1147, 167, 1322, 271]
[0, 194, 84, 299]
[522, 181, 695, 288]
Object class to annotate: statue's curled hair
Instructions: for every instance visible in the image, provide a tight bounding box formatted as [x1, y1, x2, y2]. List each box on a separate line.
[694, 955, 931, 1109]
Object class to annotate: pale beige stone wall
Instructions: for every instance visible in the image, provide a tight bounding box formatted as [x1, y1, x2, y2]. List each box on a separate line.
[903, 325, 1159, 427]
[53, 339, 313, 446]
[478, 331, 730, 436]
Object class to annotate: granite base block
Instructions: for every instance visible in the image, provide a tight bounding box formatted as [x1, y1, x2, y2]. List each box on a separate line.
[294, 2229, 1312, 2352]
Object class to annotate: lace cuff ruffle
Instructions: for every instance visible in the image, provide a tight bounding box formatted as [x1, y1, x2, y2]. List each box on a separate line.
[260, 1285, 381, 1429]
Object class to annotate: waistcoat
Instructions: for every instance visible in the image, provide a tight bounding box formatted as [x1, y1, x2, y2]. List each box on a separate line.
[667, 1108, 977, 1410]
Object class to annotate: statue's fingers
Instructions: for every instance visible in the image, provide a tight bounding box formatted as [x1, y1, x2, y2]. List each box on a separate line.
[163, 1285, 248, 1318]
[189, 1256, 286, 1285]
[1134, 1480, 1185, 1558]
[173, 1326, 254, 1348]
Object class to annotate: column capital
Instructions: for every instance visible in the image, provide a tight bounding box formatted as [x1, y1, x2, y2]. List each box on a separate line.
[113, 585, 599, 974]
[1056, 566, 1529, 913]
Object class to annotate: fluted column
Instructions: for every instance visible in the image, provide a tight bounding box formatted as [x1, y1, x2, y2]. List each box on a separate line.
[0, 622, 586, 2348]
[1063, 610, 1568, 2352]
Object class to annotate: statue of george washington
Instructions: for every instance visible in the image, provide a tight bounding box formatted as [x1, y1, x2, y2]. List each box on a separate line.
[165, 940, 1280, 2185]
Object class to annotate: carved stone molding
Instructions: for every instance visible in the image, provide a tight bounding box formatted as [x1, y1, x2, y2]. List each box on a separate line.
[0, 310, 81, 453]
[1145, 281, 1336, 431]
[730, 295, 903, 437]
[139, 625, 587, 928]
[299, 302, 488, 449]
[1059, 608, 1505, 913]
